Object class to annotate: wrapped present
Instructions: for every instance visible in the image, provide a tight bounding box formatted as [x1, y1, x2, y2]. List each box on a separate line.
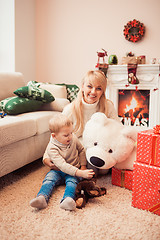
[122, 56, 137, 65]
[136, 128, 160, 167]
[112, 167, 133, 190]
[137, 55, 146, 64]
[132, 162, 160, 216]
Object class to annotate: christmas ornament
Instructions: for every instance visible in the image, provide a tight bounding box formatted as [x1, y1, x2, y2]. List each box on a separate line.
[123, 19, 145, 43]
[108, 55, 118, 65]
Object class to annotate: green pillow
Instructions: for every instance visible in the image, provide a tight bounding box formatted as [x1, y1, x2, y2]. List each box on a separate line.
[27, 80, 41, 88]
[56, 83, 79, 102]
[14, 84, 55, 103]
[66, 84, 80, 102]
[0, 96, 43, 115]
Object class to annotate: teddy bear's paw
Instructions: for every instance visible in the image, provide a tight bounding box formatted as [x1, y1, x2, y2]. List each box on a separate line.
[100, 187, 107, 195]
[87, 186, 102, 197]
[87, 186, 107, 197]
[87, 189, 100, 197]
[75, 194, 86, 209]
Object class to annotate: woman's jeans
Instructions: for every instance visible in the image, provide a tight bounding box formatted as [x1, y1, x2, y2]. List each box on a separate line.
[37, 170, 79, 203]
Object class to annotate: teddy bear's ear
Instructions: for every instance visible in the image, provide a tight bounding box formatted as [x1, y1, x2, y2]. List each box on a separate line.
[90, 112, 109, 125]
[122, 126, 138, 142]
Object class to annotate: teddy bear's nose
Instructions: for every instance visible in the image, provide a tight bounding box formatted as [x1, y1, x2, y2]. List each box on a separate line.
[90, 156, 105, 167]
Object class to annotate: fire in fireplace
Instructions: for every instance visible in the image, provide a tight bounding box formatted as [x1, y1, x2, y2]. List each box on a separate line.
[118, 89, 150, 127]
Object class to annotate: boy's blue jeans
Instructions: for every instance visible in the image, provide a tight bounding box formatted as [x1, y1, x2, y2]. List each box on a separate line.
[37, 170, 79, 203]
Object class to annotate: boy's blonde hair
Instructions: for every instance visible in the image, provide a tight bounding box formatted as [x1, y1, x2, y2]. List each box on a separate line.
[49, 113, 73, 133]
[68, 70, 108, 135]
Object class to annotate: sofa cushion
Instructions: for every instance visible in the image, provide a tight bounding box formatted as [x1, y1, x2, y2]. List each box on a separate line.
[0, 72, 25, 101]
[20, 111, 58, 135]
[0, 96, 43, 115]
[0, 115, 37, 148]
[39, 98, 70, 112]
[0, 111, 58, 148]
[39, 83, 67, 99]
[14, 85, 55, 103]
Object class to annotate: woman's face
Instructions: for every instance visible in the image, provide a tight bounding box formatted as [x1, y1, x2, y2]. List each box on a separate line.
[82, 78, 104, 104]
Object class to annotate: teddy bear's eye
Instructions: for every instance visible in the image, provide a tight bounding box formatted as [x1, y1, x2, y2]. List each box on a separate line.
[108, 149, 113, 153]
[94, 142, 98, 146]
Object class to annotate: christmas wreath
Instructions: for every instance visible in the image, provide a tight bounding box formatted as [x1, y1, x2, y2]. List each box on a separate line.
[123, 19, 145, 43]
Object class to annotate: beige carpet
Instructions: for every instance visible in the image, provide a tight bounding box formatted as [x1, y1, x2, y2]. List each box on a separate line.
[0, 159, 160, 240]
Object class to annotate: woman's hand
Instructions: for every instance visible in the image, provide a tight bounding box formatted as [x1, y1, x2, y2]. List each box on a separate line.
[43, 158, 60, 170]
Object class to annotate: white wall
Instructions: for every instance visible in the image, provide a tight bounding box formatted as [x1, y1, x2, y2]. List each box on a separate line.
[1, 0, 160, 85]
[36, 0, 160, 86]
[0, 0, 15, 72]
[15, 0, 36, 83]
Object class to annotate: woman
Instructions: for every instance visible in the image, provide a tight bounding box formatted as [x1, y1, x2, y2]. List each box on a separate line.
[43, 70, 119, 168]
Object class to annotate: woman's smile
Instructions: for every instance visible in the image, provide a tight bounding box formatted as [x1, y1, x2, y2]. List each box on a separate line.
[82, 79, 103, 104]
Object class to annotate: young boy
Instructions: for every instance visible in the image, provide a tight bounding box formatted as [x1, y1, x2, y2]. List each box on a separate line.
[30, 113, 94, 211]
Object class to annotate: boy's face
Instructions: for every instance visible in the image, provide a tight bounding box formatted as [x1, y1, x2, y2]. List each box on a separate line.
[52, 125, 73, 145]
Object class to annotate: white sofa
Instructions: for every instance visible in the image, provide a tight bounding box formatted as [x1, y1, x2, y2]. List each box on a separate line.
[0, 72, 70, 177]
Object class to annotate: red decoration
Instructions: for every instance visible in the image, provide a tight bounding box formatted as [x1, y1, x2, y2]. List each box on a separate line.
[123, 19, 145, 43]
[153, 125, 160, 134]
[153, 88, 159, 91]
[119, 91, 125, 95]
[128, 64, 139, 84]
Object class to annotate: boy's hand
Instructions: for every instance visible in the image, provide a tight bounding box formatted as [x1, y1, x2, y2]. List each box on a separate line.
[80, 165, 87, 170]
[76, 169, 95, 179]
[43, 158, 60, 170]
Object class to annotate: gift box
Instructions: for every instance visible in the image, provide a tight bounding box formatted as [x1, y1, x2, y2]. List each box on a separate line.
[132, 162, 160, 216]
[136, 128, 160, 167]
[112, 167, 133, 190]
[122, 56, 137, 65]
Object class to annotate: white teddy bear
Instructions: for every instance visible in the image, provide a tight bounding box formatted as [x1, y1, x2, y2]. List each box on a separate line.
[82, 112, 138, 176]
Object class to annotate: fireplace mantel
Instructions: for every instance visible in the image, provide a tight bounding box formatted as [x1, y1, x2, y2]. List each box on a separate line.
[107, 64, 159, 82]
[106, 64, 160, 128]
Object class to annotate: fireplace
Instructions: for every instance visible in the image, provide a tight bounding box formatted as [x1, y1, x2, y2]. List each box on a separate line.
[106, 64, 160, 129]
[118, 89, 150, 127]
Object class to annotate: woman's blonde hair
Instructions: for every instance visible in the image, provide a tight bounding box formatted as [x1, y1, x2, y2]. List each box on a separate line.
[49, 113, 73, 133]
[68, 70, 108, 135]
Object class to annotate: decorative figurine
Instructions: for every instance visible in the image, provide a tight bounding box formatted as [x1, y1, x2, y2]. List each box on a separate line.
[95, 49, 108, 76]
[96, 49, 108, 67]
